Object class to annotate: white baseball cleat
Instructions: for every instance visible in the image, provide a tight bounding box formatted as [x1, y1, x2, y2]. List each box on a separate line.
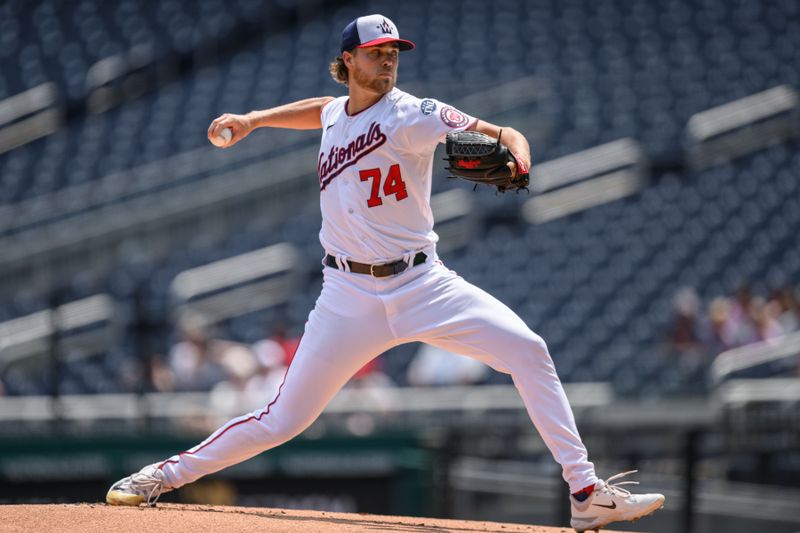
[106, 463, 173, 507]
[570, 470, 665, 532]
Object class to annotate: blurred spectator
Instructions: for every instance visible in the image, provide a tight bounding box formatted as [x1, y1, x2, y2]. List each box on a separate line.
[253, 320, 301, 366]
[117, 353, 148, 393]
[211, 344, 260, 413]
[246, 337, 289, 404]
[168, 312, 229, 392]
[701, 297, 735, 356]
[343, 357, 396, 437]
[771, 287, 799, 334]
[678, 284, 800, 361]
[666, 287, 704, 358]
[725, 284, 759, 347]
[729, 284, 753, 322]
[148, 354, 175, 393]
[749, 297, 783, 343]
[407, 344, 491, 386]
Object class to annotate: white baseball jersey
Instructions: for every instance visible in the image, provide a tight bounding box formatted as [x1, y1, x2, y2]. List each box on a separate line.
[317, 87, 476, 263]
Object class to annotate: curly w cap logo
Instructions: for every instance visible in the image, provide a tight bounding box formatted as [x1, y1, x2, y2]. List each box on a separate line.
[377, 18, 394, 34]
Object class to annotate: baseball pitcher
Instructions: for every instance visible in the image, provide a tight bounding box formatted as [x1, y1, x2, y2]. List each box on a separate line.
[107, 15, 664, 532]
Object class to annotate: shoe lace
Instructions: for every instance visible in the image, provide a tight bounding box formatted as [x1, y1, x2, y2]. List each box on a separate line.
[128, 471, 165, 507]
[601, 470, 640, 498]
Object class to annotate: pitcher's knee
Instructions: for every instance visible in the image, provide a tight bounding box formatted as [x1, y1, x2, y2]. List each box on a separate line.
[528, 333, 550, 358]
[508, 332, 554, 369]
[510, 332, 549, 359]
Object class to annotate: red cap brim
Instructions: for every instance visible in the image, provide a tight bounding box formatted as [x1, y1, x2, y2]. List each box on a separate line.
[357, 37, 415, 51]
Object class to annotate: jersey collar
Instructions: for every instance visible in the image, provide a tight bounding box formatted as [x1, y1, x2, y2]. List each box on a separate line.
[344, 88, 399, 118]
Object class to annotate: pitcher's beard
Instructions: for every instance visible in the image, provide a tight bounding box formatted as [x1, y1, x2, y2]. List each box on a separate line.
[353, 67, 395, 94]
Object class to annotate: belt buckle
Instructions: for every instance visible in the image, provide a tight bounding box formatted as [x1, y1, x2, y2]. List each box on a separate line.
[370, 263, 378, 277]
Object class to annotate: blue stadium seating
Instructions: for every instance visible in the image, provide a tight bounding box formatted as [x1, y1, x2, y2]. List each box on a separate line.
[1, 0, 799, 396]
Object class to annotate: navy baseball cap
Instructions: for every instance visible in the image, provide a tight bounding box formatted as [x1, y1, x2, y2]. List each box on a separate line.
[340, 14, 415, 54]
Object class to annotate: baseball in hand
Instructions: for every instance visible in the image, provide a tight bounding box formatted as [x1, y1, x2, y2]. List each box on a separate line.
[210, 127, 232, 147]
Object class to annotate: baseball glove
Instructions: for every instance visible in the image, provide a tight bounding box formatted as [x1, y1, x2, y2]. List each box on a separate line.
[444, 130, 530, 193]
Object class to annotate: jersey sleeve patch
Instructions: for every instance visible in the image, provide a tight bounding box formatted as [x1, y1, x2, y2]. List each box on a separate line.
[440, 106, 469, 128]
[420, 99, 437, 115]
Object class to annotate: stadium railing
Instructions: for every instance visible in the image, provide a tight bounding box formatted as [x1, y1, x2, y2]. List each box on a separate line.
[710, 331, 800, 384]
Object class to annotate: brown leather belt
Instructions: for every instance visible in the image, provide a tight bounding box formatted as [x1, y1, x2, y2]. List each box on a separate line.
[325, 252, 427, 277]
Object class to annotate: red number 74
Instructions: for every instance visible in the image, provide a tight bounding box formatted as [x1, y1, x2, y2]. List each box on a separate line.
[359, 164, 408, 208]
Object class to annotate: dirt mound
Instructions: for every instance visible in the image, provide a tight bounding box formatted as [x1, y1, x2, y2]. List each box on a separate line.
[0, 503, 634, 533]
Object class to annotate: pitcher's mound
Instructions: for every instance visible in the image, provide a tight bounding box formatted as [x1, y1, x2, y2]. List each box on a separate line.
[1, 503, 633, 533]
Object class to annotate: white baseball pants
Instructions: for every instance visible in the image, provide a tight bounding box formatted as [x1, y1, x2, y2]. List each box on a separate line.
[157, 251, 597, 493]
